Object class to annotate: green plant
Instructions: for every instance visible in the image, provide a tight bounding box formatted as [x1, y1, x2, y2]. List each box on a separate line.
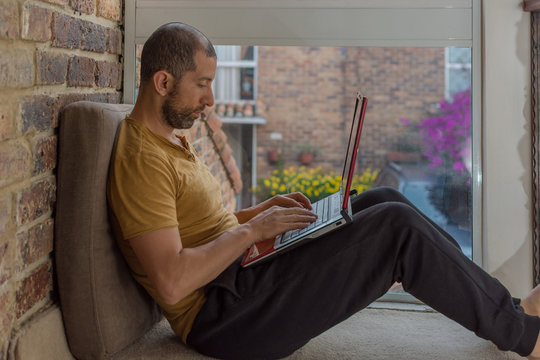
[253, 166, 379, 203]
[297, 142, 321, 156]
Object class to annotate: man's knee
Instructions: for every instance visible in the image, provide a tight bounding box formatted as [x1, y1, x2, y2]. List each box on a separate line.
[362, 186, 407, 204]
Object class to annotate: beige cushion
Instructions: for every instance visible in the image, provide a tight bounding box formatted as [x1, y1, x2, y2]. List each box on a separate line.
[55, 101, 161, 360]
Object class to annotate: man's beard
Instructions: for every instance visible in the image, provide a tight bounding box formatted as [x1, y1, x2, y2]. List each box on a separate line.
[161, 87, 204, 130]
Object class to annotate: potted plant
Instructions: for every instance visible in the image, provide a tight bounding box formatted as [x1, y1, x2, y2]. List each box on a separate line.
[297, 142, 321, 165]
[267, 148, 280, 164]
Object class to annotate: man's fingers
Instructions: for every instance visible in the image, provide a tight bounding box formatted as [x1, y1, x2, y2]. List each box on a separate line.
[275, 207, 317, 223]
[286, 192, 312, 210]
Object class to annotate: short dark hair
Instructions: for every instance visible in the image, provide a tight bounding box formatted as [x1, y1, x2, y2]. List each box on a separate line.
[140, 22, 216, 85]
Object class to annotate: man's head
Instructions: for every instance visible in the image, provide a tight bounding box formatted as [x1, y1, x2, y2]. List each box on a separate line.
[140, 22, 216, 85]
[140, 23, 217, 129]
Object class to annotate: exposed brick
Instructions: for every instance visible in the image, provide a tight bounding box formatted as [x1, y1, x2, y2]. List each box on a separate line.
[0, 240, 11, 286]
[56, 93, 87, 115]
[189, 121, 206, 140]
[0, 48, 34, 88]
[32, 136, 57, 175]
[87, 93, 109, 103]
[0, 289, 14, 346]
[0, 104, 11, 141]
[0, 141, 31, 187]
[41, 0, 68, 4]
[107, 92, 122, 103]
[51, 13, 82, 49]
[15, 263, 52, 318]
[36, 51, 68, 85]
[0, 0, 19, 39]
[17, 219, 54, 267]
[97, 0, 121, 21]
[95, 60, 118, 88]
[20, 96, 57, 134]
[17, 177, 56, 226]
[107, 27, 122, 54]
[57, 92, 122, 122]
[212, 129, 227, 151]
[70, 0, 95, 14]
[0, 194, 11, 239]
[220, 143, 232, 163]
[225, 157, 242, 194]
[81, 20, 107, 53]
[21, 4, 52, 42]
[67, 56, 95, 87]
[206, 112, 222, 133]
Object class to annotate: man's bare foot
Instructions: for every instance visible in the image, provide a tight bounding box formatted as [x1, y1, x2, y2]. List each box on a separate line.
[522, 285, 540, 358]
[522, 285, 540, 317]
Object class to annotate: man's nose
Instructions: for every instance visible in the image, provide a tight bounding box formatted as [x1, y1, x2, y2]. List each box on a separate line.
[203, 87, 214, 108]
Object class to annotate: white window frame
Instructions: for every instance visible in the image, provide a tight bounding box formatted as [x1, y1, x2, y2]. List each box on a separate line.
[214, 45, 259, 103]
[445, 47, 473, 99]
[124, 0, 482, 303]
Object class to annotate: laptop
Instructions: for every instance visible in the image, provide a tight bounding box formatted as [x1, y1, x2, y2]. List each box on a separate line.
[241, 91, 368, 267]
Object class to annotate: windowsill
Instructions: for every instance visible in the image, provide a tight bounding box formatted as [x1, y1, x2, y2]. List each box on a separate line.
[221, 116, 267, 125]
[524, 0, 540, 12]
[371, 300, 434, 313]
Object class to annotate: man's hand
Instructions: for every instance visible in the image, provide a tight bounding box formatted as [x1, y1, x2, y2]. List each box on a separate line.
[264, 192, 313, 210]
[235, 192, 313, 224]
[244, 204, 317, 244]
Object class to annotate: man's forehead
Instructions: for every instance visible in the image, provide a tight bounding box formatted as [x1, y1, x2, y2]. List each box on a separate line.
[192, 51, 216, 75]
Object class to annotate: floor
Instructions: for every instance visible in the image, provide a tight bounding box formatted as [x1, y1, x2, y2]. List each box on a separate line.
[112, 303, 526, 360]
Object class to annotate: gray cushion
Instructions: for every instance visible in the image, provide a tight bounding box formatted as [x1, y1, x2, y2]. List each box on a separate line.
[56, 101, 161, 360]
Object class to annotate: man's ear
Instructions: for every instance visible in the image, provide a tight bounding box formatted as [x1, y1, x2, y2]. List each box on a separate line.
[152, 70, 174, 97]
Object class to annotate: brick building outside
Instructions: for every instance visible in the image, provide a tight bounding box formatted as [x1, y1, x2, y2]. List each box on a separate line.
[255, 46, 445, 178]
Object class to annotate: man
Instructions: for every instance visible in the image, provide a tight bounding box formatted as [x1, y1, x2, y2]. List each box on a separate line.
[108, 22, 540, 360]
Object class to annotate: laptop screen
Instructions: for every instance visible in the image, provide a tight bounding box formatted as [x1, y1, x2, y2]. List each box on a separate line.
[341, 92, 368, 211]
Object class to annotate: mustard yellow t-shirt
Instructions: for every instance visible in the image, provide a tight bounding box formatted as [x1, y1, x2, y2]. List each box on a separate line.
[107, 117, 239, 342]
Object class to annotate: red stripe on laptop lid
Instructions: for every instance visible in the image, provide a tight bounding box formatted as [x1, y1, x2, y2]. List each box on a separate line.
[342, 92, 368, 211]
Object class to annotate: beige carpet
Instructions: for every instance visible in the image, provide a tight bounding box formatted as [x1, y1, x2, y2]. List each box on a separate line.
[112, 305, 525, 360]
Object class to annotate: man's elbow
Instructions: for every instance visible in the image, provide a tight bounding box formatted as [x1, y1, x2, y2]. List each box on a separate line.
[155, 278, 191, 305]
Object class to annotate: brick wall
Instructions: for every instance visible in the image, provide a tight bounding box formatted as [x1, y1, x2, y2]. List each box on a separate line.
[257, 46, 348, 176]
[0, 0, 123, 356]
[342, 47, 445, 170]
[256, 46, 445, 177]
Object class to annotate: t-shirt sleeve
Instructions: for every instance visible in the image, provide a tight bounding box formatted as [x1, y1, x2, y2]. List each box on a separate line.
[108, 153, 179, 239]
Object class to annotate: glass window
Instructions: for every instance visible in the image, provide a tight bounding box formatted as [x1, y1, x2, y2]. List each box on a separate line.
[249, 45, 472, 262]
[214, 46, 257, 103]
[125, 0, 481, 303]
[446, 48, 472, 98]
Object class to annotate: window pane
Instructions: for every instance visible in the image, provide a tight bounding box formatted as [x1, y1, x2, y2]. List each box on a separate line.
[214, 46, 257, 102]
[215, 45, 255, 62]
[449, 67, 472, 96]
[215, 67, 240, 102]
[250, 46, 472, 261]
[448, 47, 471, 64]
[215, 45, 241, 61]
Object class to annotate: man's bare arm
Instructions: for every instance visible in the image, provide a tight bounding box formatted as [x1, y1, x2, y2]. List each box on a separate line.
[129, 205, 317, 305]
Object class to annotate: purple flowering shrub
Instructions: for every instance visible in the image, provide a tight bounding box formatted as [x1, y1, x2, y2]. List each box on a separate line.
[401, 88, 471, 177]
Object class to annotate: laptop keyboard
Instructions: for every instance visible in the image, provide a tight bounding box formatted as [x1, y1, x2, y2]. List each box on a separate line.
[279, 192, 341, 244]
